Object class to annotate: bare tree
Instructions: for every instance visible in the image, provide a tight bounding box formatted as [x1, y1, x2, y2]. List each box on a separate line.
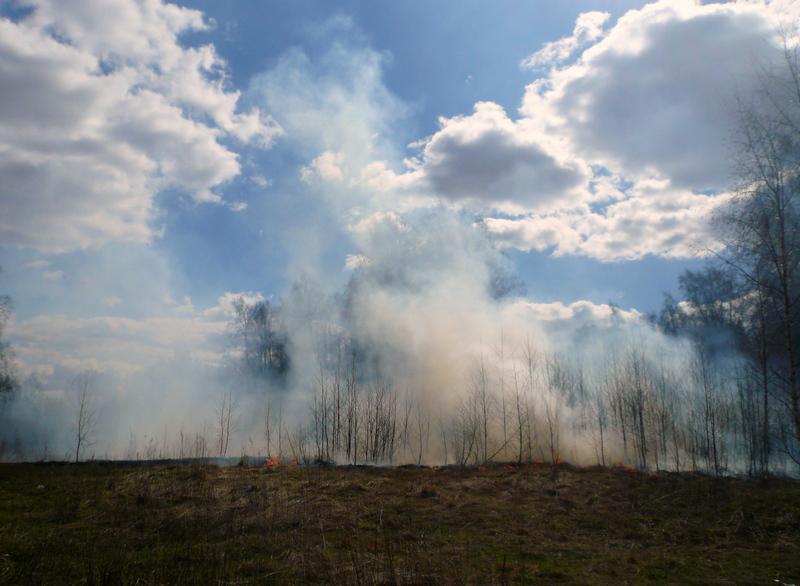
[470, 354, 492, 463]
[264, 397, 273, 458]
[716, 38, 800, 448]
[216, 389, 237, 457]
[230, 297, 290, 380]
[543, 355, 564, 464]
[0, 278, 17, 400]
[72, 372, 98, 463]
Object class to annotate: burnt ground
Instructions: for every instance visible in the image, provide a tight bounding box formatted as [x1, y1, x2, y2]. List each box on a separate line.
[0, 461, 798, 584]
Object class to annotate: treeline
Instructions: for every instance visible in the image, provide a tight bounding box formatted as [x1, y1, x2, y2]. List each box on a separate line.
[227, 269, 799, 474]
[230, 290, 799, 475]
[222, 47, 800, 475]
[655, 45, 800, 473]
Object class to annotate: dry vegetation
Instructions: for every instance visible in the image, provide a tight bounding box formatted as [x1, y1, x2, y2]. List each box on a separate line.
[0, 462, 799, 584]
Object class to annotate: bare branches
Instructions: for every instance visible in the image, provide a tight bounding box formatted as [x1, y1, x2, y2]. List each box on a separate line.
[216, 389, 237, 457]
[72, 371, 98, 463]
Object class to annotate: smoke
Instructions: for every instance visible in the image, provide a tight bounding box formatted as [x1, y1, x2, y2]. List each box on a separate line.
[4, 3, 798, 474]
[2, 201, 792, 474]
[0, 206, 643, 461]
[274, 207, 688, 466]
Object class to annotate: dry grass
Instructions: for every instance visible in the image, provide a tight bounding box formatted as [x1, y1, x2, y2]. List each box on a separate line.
[0, 461, 799, 584]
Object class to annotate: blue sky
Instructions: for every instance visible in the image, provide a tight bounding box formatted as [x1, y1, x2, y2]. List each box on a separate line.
[0, 0, 790, 377]
[163, 0, 675, 311]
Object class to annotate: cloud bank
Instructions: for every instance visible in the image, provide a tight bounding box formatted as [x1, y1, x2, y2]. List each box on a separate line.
[0, 0, 281, 252]
[336, 0, 793, 262]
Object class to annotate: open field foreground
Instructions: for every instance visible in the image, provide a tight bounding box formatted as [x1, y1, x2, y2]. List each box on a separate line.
[0, 463, 799, 585]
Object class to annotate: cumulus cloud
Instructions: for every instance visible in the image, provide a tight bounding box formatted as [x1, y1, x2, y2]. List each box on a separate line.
[354, 160, 423, 194]
[484, 179, 730, 261]
[0, 0, 282, 252]
[202, 291, 265, 320]
[575, 182, 730, 260]
[508, 299, 641, 324]
[348, 211, 406, 238]
[301, 151, 346, 184]
[482, 213, 584, 256]
[420, 0, 795, 261]
[330, 1, 794, 263]
[523, 0, 787, 192]
[410, 102, 589, 210]
[520, 11, 610, 70]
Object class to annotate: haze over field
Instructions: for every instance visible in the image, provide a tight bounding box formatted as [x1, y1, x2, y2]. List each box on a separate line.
[2, 0, 800, 474]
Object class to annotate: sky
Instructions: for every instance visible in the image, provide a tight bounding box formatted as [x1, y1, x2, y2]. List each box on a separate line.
[0, 0, 797, 380]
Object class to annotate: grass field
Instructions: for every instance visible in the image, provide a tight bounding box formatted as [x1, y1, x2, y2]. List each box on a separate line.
[0, 461, 798, 585]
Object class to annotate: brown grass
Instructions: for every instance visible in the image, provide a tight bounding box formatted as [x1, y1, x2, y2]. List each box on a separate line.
[0, 461, 798, 584]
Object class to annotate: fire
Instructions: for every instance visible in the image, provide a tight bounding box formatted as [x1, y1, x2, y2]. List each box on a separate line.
[265, 455, 300, 467]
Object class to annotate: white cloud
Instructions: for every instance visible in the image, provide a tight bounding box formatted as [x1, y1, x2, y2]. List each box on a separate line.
[484, 179, 730, 261]
[0, 0, 281, 252]
[8, 312, 226, 377]
[522, 0, 787, 192]
[202, 291, 265, 319]
[300, 150, 346, 183]
[482, 213, 584, 256]
[508, 299, 641, 324]
[22, 0, 282, 146]
[415, 0, 795, 261]
[6, 289, 272, 377]
[409, 102, 589, 211]
[355, 160, 422, 193]
[344, 254, 370, 270]
[521, 11, 610, 70]
[576, 182, 730, 261]
[250, 174, 271, 188]
[348, 211, 407, 242]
